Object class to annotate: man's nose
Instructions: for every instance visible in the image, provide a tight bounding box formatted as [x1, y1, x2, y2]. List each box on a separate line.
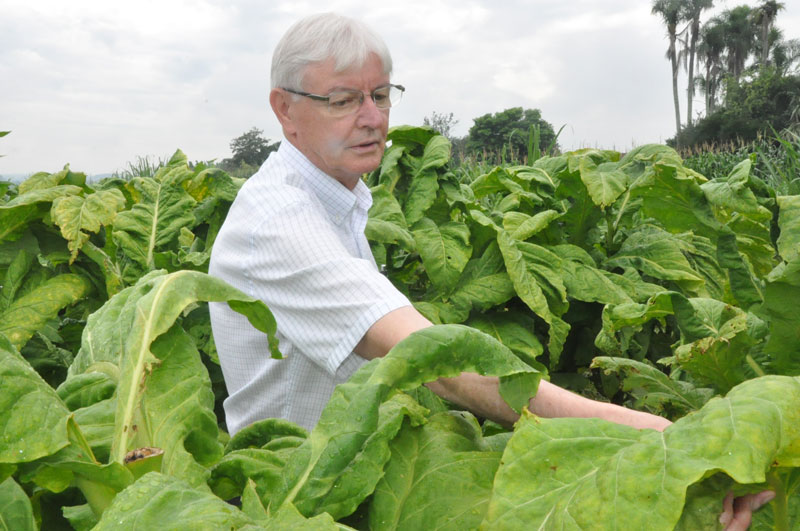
[356, 94, 387, 128]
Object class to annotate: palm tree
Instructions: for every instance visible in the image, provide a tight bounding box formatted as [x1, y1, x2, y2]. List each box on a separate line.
[771, 35, 800, 75]
[652, 0, 686, 138]
[721, 5, 757, 82]
[752, 1, 785, 68]
[680, 0, 715, 127]
[696, 19, 727, 113]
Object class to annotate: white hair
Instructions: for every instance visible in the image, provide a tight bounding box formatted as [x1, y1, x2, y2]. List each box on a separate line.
[270, 12, 393, 90]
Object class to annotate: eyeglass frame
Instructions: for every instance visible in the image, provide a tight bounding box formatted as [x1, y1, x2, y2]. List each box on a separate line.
[281, 83, 405, 114]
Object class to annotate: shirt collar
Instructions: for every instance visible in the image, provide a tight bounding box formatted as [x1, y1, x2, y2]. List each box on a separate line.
[278, 140, 373, 224]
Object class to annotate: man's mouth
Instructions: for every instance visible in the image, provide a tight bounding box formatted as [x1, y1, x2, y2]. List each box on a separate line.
[350, 140, 382, 152]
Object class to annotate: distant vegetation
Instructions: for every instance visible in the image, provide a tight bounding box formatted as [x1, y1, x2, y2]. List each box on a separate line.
[652, 0, 800, 148]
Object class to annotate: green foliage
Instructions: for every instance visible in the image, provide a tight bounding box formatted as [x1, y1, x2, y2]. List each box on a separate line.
[111, 155, 168, 180]
[422, 110, 459, 139]
[3, 130, 800, 528]
[465, 107, 559, 162]
[219, 127, 280, 176]
[682, 131, 800, 194]
[675, 69, 800, 147]
[485, 376, 800, 530]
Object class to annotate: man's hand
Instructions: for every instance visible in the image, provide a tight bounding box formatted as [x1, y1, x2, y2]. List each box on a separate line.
[720, 491, 775, 530]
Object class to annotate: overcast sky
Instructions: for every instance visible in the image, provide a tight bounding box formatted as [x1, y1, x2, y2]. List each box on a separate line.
[2, 0, 799, 176]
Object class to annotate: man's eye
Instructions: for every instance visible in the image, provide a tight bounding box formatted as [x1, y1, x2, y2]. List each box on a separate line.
[373, 92, 389, 104]
[330, 94, 358, 108]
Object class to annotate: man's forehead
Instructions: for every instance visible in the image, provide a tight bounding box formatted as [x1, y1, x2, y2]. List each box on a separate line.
[301, 54, 388, 91]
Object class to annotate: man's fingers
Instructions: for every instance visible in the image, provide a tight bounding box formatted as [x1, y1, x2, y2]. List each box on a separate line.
[751, 490, 776, 510]
[719, 492, 735, 527]
[721, 491, 776, 531]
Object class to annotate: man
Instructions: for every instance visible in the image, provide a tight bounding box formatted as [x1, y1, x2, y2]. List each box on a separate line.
[209, 12, 770, 528]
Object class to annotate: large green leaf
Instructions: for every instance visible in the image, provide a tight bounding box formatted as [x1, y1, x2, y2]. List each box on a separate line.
[271, 325, 541, 520]
[0, 477, 36, 531]
[412, 217, 472, 294]
[484, 375, 800, 530]
[0, 185, 83, 241]
[554, 162, 603, 247]
[111, 176, 197, 281]
[605, 225, 706, 294]
[763, 259, 800, 375]
[0, 274, 91, 350]
[717, 230, 764, 309]
[0, 249, 34, 312]
[579, 157, 628, 208]
[93, 472, 255, 530]
[365, 184, 415, 251]
[401, 135, 450, 225]
[51, 188, 126, 262]
[470, 167, 526, 199]
[497, 231, 570, 366]
[0, 336, 71, 463]
[369, 412, 502, 530]
[449, 241, 515, 313]
[591, 357, 714, 416]
[467, 312, 545, 369]
[630, 155, 722, 240]
[503, 209, 560, 241]
[701, 159, 770, 220]
[17, 165, 85, 195]
[777, 195, 800, 263]
[549, 244, 633, 305]
[182, 166, 243, 203]
[18, 417, 134, 517]
[67, 270, 279, 487]
[670, 299, 767, 393]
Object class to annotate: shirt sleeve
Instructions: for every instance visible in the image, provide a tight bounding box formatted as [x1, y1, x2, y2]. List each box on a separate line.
[241, 195, 411, 375]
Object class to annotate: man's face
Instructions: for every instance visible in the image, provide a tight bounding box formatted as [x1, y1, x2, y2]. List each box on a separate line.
[282, 53, 390, 188]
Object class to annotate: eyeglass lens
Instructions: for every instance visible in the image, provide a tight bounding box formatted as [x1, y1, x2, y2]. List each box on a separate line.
[327, 85, 403, 114]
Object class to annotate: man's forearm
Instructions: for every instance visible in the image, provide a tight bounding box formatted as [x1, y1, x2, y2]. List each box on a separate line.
[359, 306, 670, 432]
[427, 374, 670, 432]
[530, 380, 672, 431]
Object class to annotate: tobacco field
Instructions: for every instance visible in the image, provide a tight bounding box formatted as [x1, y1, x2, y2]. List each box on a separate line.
[1, 126, 799, 530]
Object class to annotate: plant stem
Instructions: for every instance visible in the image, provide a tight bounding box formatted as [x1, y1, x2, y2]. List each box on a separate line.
[745, 354, 767, 377]
[605, 211, 615, 254]
[766, 470, 789, 531]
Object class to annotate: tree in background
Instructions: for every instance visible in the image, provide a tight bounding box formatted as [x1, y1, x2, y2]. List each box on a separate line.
[220, 127, 280, 178]
[721, 5, 757, 83]
[661, 0, 800, 148]
[423, 111, 459, 139]
[652, 0, 685, 139]
[465, 107, 558, 162]
[681, 0, 715, 127]
[676, 67, 800, 146]
[753, 1, 785, 68]
[696, 18, 727, 114]
[771, 31, 800, 75]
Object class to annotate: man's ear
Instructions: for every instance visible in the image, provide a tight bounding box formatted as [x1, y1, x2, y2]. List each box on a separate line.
[269, 88, 295, 135]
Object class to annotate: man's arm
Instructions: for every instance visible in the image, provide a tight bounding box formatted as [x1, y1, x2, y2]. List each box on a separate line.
[356, 305, 767, 526]
[354, 305, 671, 431]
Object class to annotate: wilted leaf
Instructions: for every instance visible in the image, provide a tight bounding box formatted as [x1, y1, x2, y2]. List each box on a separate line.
[51, 189, 126, 262]
[0, 274, 91, 351]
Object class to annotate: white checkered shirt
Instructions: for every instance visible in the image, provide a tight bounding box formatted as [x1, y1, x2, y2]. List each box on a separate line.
[209, 140, 411, 434]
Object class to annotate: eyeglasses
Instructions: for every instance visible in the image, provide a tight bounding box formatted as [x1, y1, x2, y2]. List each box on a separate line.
[283, 84, 405, 116]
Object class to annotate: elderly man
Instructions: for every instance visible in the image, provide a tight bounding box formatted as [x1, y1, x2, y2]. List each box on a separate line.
[209, 13, 770, 528]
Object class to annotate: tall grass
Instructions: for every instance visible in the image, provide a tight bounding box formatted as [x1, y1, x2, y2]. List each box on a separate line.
[112, 155, 169, 180]
[681, 132, 800, 194]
